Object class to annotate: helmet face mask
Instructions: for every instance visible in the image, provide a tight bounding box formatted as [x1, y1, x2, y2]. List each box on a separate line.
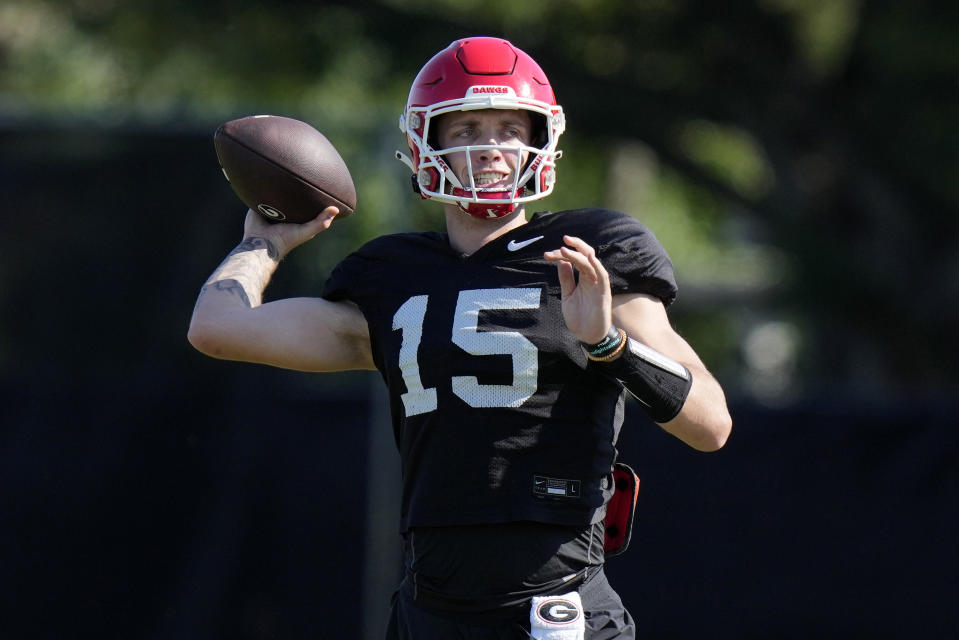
[397, 38, 565, 220]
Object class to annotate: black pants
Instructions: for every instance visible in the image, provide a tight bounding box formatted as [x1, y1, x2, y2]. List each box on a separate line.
[385, 567, 636, 639]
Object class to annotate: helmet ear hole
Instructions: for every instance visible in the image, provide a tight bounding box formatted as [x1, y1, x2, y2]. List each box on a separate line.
[426, 122, 440, 150]
[521, 113, 550, 176]
[531, 113, 549, 148]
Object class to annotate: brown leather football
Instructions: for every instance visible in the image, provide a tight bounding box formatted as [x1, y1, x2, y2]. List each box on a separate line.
[213, 115, 356, 223]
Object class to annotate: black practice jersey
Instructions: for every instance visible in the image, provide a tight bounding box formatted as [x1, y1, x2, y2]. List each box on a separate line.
[322, 208, 677, 532]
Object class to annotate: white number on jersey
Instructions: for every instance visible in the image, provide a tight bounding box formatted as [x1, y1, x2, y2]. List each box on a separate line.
[392, 288, 541, 417]
[392, 294, 438, 416]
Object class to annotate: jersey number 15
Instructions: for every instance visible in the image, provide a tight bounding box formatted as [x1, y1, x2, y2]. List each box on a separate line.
[392, 288, 541, 416]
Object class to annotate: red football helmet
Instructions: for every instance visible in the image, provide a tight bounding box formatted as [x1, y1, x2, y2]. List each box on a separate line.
[396, 37, 566, 219]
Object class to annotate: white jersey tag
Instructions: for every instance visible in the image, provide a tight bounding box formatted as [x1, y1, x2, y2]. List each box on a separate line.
[530, 591, 585, 640]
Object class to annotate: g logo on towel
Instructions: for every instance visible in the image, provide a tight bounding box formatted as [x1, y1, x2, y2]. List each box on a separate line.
[536, 598, 582, 624]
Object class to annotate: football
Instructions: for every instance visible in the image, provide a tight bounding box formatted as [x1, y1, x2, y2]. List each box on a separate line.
[213, 115, 356, 223]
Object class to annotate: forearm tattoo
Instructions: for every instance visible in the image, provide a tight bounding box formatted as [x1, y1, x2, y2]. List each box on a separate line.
[195, 236, 279, 309]
[200, 279, 251, 307]
[232, 236, 280, 261]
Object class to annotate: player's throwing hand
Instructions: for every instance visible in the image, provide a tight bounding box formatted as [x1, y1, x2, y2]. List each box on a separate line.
[241, 206, 340, 259]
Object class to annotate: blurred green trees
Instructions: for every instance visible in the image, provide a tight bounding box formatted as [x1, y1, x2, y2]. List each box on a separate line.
[2, 0, 956, 403]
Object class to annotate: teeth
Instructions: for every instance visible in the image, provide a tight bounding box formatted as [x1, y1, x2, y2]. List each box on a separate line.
[474, 172, 506, 186]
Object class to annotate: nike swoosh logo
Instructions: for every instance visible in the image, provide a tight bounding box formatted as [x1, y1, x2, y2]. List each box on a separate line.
[507, 235, 544, 251]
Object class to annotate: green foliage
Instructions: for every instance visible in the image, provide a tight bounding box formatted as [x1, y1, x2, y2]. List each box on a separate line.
[676, 120, 774, 201]
[759, 0, 862, 77]
[2, 0, 957, 396]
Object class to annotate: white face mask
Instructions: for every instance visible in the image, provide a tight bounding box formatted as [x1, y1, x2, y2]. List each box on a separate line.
[397, 91, 565, 220]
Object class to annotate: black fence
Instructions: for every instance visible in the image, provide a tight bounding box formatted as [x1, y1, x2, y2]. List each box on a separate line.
[2, 126, 957, 638]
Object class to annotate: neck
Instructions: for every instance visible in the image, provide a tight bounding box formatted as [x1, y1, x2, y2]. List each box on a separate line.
[444, 205, 528, 255]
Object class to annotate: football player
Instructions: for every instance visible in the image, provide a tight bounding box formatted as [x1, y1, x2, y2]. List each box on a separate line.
[189, 36, 732, 640]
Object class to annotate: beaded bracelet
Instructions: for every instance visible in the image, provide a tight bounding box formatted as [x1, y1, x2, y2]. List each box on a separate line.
[584, 326, 620, 355]
[584, 327, 628, 362]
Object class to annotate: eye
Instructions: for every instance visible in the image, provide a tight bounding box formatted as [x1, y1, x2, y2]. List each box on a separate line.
[503, 125, 529, 142]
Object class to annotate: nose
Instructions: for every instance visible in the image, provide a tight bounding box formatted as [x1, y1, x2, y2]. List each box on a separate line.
[476, 144, 503, 164]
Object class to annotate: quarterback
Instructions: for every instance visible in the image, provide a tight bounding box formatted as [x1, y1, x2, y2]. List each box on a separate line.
[189, 36, 731, 639]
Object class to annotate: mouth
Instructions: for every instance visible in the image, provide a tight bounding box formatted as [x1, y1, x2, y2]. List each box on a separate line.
[472, 171, 513, 190]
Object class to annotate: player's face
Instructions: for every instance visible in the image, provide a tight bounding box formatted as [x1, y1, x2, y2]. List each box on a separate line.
[435, 109, 533, 192]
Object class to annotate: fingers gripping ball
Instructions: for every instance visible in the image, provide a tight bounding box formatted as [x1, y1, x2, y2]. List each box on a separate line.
[213, 115, 357, 223]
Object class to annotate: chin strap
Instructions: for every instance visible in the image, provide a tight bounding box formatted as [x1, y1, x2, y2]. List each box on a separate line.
[458, 202, 516, 219]
[455, 189, 517, 219]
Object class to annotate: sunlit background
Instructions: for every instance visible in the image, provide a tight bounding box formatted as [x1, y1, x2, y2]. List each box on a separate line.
[2, 1, 957, 637]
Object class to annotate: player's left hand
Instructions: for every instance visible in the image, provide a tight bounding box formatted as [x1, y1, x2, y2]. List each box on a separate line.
[544, 235, 613, 344]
